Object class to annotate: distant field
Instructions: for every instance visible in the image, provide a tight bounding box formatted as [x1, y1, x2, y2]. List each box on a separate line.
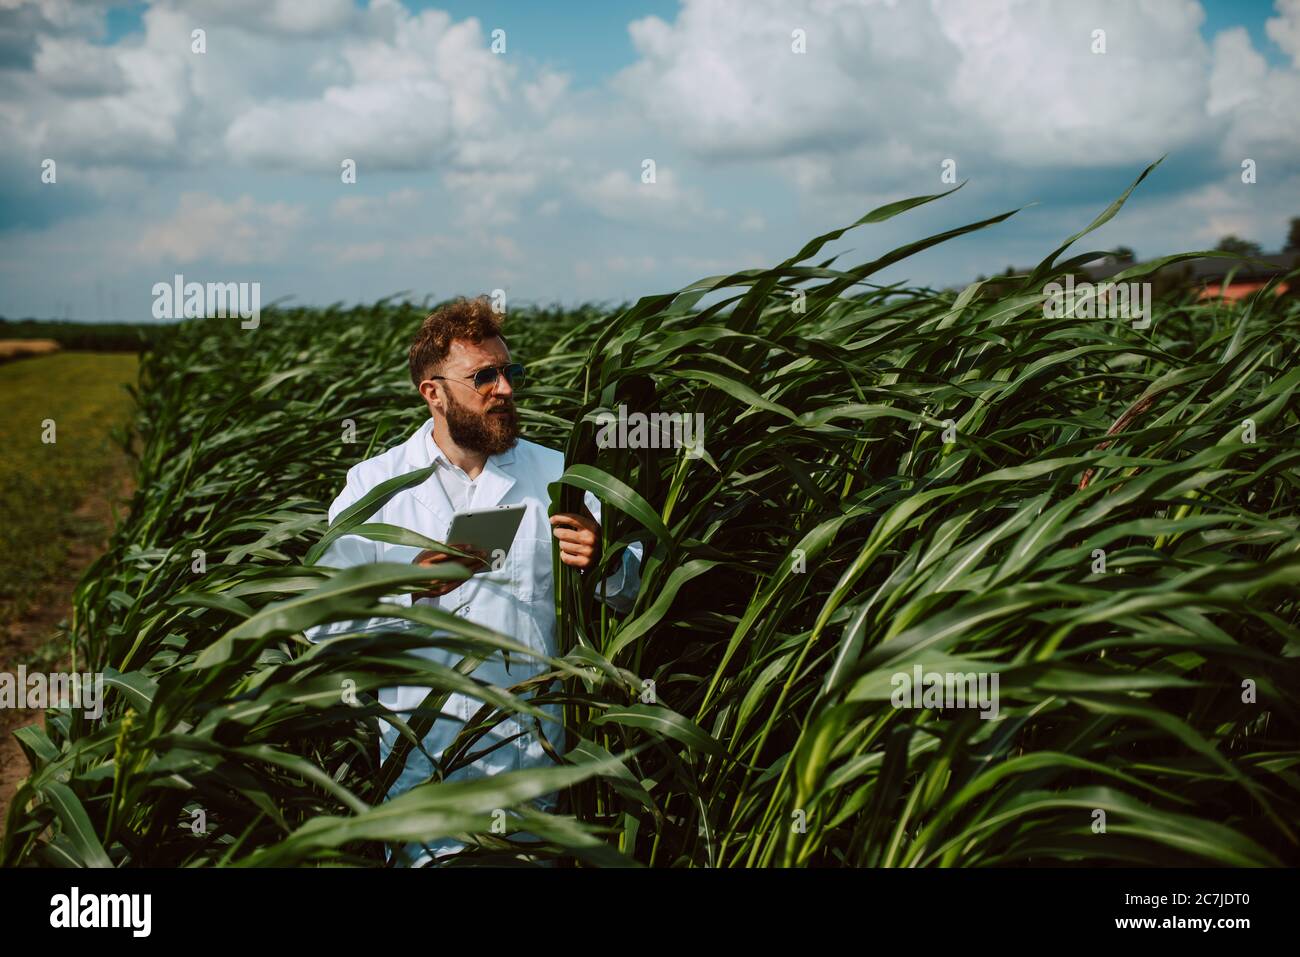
[0, 340, 60, 362]
[0, 318, 162, 352]
[0, 352, 137, 626]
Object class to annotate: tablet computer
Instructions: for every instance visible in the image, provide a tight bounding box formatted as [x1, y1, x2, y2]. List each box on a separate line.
[445, 503, 528, 574]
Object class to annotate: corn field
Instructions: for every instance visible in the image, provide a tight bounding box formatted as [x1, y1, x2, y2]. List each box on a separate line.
[5, 162, 1299, 867]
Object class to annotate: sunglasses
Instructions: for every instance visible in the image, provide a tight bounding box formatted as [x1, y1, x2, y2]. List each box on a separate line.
[430, 362, 526, 394]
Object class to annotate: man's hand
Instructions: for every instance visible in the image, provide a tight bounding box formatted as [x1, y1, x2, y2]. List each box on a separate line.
[549, 513, 600, 571]
[411, 544, 489, 600]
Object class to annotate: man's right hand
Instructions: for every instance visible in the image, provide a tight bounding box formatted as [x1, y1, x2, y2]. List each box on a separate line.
[411, 544, 489, 600]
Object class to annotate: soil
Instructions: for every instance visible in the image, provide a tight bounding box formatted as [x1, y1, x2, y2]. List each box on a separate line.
[0, 469, 132, 838]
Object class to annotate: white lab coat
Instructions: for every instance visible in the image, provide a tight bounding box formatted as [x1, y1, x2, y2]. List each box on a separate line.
[304, 417, 641, 862]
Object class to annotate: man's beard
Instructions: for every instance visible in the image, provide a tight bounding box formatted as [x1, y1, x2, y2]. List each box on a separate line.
[443, 387, 520, 455]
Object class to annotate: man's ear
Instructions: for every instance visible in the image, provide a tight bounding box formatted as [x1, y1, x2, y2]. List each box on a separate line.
[418, 379, 443, 414]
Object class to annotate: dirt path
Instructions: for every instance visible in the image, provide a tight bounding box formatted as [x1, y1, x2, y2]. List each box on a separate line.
[0, 469, 133, 837]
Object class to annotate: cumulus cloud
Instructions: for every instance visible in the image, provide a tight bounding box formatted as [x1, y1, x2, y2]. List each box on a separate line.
[5, 0, 1299, 195]
[934, 0, 1210, 165]
[1266, 0, 1300, 66]
[1208, 27, 1268, 115]
[134, 192, 307, 265]
[224, 10, 520, 172]
[1, 0, 1299, 317]
[173, 0, 357, 36]
[0, 0, 111, 69]
[3, 6, 196, 167]
[1210, 16, 1300, 167]
[616, 0, 913, 161]
[440, 170, 541, 226]
[580, 167, 725, 228]
[523, 68, 569, 114]
[614, 0, 1225, 174]
[0, 0, 536, 176]
[32, 35, 127, 96]
[1082, 170, 1300, 254]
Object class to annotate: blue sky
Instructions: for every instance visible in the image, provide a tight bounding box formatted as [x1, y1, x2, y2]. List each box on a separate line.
[2, 0, 1298, 322]
[1202, 0, 1293, 64]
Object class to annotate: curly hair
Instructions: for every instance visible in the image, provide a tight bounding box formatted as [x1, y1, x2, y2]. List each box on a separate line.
[408, 296, 508, 388]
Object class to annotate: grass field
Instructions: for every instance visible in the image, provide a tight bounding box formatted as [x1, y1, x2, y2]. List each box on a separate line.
[0, 353, 137, 629]
[4, 167, 1298, 868]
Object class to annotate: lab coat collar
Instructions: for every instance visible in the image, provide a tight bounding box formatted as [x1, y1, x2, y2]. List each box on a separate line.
[400, 418, 518, 524]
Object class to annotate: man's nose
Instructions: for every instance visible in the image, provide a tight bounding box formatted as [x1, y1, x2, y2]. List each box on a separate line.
[491, 370, 513, 399]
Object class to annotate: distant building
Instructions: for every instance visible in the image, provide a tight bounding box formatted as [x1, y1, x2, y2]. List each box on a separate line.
[1081, 251, 1298, 301]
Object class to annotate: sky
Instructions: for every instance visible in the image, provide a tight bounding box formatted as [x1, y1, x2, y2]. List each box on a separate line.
[1, 0, 1298, 322]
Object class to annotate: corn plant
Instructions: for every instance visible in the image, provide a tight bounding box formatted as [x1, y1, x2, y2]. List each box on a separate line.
[5, 161, 1298, 867]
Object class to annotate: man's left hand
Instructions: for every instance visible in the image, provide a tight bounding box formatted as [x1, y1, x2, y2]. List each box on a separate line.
[549, 512, 600, 571]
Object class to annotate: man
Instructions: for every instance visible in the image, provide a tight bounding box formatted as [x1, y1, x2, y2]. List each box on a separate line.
[305, 296, 642, 865]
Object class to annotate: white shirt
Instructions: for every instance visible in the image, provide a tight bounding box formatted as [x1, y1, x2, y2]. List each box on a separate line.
[305, 419, 646, 863]
[429, 433, 478, 512]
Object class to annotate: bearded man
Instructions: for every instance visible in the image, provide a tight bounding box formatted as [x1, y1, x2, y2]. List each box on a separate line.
[307, 295, 642, 865]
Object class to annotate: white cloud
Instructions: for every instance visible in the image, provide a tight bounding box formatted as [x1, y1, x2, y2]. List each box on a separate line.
[1210, 13, 1300, 167]
[1208, 27, 1268, 115]
[612, 0, 1246, 177]
[933, 0, 1209, 165]
[2, 0, 1299, 319]
[32, 35, 127, 95]
[523, 68, 569, 115]
[0, 1, 531, 175]
[224, 81, 458, 171]
[314, 240, 388, 264]
[0, 0, 112, 70]
[1079, 172, 1300, 253]
[442, 169, 540, 226]
[330, 188, 425, 222]
[134, 192, 307, 265]
[580, 167, 723, 228]
[174, 0, 356, 36]
[616, 0, 907, 162]
[1266, 0, 1300, 67]
[222, 9, 514, 172]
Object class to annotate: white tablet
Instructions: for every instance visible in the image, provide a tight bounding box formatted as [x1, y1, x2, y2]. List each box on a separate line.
[444, 503, 528, 574]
